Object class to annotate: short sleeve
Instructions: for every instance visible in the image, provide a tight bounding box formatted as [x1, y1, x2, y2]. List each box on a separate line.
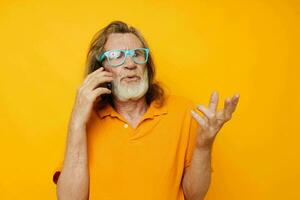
[184, 114, 199, 168]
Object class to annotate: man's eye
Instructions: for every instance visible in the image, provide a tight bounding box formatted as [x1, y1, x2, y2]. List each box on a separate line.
[134, 50, 143, 57]
[108, 51, 121, 59]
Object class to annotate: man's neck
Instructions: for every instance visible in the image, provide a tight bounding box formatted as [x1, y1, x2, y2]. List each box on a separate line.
[113, 96, 148, 126]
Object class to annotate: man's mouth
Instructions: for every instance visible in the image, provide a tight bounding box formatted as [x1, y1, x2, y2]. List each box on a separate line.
[122, 75, 140, 82]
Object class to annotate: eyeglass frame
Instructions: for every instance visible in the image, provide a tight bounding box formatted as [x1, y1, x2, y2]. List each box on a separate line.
[96, 48, 150, 67]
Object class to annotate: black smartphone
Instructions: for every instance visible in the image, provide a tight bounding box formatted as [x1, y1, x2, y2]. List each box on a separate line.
[105, 82, 112, 90]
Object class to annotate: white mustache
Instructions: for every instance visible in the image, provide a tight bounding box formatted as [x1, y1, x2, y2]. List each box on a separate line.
[120, 73, 141, 79]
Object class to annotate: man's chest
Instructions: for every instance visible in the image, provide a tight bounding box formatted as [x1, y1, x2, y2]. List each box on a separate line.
[86, 115, 188, 180]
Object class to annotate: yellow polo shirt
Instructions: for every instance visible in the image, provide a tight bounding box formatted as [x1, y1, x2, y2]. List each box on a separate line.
[53, 95, 199, 200]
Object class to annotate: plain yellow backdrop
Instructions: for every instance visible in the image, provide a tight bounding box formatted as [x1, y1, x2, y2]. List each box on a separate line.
[0, 0, 299, 199]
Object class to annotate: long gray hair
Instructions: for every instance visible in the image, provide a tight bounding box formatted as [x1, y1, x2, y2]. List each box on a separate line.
[84, 21, 166, 110]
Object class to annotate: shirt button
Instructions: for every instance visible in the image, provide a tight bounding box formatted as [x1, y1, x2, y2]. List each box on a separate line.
[123, 123, 128, 128]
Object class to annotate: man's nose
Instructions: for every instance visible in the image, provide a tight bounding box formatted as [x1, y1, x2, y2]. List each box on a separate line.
[122, 56, 137, 70]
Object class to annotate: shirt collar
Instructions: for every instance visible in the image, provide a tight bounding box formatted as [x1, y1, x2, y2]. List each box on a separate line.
[97, 98, 168, 121]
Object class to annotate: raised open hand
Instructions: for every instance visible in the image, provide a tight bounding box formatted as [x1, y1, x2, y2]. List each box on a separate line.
[191, 91, 240, 149]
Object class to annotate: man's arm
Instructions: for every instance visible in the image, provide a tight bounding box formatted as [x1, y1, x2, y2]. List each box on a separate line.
[184, 91, 239, 200]
[182, 146, 212, 200]
[55, 66, 113, 199]
[56, 124, 89, 200]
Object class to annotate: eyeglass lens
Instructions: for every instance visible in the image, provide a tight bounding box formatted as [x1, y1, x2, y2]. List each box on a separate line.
[107, 49, 147, 66]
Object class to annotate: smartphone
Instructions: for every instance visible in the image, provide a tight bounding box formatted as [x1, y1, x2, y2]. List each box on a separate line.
[105, 82, 112, 90]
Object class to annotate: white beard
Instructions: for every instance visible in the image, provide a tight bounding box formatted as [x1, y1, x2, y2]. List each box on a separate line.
[111, 69, 149, 102]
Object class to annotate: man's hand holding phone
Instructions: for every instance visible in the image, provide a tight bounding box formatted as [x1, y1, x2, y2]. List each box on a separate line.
[69, 67, 113, 129]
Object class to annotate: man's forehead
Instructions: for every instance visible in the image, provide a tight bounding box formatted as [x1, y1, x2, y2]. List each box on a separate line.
[104, 33, 143, 50]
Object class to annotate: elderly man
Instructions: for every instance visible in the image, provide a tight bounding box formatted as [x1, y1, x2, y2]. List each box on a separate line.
[53, 21, 240, 200]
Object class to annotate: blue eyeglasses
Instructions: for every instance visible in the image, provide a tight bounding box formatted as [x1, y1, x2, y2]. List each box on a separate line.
[96, 48, 150, 67]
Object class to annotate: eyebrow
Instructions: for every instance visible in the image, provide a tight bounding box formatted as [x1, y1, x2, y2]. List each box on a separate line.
[105, 47, 144, 51]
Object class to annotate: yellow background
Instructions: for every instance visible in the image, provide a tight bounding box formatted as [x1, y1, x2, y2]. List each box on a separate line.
[0, 0, 299, 199]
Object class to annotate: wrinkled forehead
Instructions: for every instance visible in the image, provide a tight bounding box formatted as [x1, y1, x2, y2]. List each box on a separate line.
[104, 33, 144, 51]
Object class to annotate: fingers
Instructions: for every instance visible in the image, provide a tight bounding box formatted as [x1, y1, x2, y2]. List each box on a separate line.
[83, 67, 113, 85]
[75, 67, 114, 105]
[91, 87, 112, 99]
[87, 76, 114, 91]
[83, 66, 104, 84]
[223, 93, 240, 120]
[191, 110, 206, 128]
[208, 91, 219, 112]
[82, 67, 114, 91]
[195, 92, 240, 126]
[197, 105, 215, 119]
[231, 93, 240, 109]
[197, 91, 219, 120]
